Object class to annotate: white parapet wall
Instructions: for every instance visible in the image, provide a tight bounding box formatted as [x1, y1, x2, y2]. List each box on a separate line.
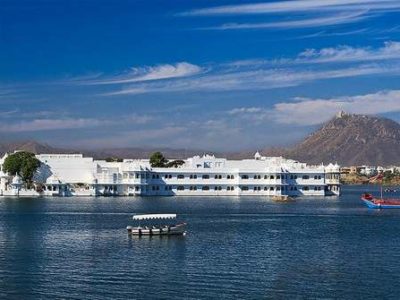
[0, 151, 341, 197]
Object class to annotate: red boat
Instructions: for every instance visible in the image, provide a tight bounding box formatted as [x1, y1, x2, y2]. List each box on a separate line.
[361, 172, 400, 209]
[361, 193, 400, 209]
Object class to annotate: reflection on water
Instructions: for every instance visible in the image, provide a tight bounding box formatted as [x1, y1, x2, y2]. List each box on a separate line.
[1, 186, 400, 299]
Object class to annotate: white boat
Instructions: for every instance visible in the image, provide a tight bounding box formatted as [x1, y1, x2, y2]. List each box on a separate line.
[126, 214, 187, 236]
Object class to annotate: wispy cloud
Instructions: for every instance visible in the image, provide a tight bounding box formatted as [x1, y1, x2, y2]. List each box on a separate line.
[57, 42, 400, 96]
[0, 113, 154, 132]
[181, 0, 400, 16]
[273, 90, 400, 125]
[86, 62, 203, 85]
[107, 63, 400, 96]
[0, 118, 105, 132]
[229, 90, 400, 126]
[227, 41, 400, 66]
[0, 109, 19, 117]
[298, 41, 400, 63]
[205, 11, 368, 30]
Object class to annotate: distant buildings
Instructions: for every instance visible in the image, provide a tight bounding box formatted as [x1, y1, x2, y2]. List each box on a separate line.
[340, 165, 399, 177]
[0, 151, 341, 197]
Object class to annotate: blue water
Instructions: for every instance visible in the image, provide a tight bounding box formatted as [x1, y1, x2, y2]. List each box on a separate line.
[1, 185, 400, 299]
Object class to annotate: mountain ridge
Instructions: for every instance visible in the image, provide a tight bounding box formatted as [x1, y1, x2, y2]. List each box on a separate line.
[1, 113, 399, 166]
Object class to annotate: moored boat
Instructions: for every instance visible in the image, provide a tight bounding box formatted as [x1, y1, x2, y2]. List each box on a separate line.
[361, 193, 400, 209]
[272, 195, 294, 202]
[126, 214, 187, 236]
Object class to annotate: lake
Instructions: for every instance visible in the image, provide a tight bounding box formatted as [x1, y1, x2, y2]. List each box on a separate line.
[1, 185, 400, 299]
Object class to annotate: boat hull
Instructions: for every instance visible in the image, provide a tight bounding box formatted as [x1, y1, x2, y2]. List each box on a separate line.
[127, 223, 187, 236]
[361, 195, 400, 209]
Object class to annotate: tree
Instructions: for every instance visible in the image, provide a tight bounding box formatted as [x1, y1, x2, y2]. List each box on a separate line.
[166, 160, 185, 168]
[149, 152, 168, 167]
[2, 151, 41, 184]
[105, 157, 123, 162]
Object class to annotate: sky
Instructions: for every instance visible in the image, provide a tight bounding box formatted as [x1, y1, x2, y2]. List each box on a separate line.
[1, 0, 400, 151]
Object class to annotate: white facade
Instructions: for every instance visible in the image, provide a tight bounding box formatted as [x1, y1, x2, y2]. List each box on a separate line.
[0, 152, 341, 197]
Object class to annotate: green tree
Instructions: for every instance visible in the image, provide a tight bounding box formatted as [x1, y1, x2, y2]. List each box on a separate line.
[105, 157, 123, 162]
[149, 152, 168, 167]
[2, 151, 41, 184]
[166, 160, 185, 168]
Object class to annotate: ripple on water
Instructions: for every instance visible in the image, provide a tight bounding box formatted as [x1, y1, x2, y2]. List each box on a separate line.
[1, 187, 400, 299]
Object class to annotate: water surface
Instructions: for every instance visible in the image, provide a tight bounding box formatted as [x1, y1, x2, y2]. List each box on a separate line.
[1, 185, 400, 299]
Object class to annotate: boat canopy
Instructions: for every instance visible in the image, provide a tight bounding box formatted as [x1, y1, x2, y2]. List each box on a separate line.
[133, 214, 177, 221]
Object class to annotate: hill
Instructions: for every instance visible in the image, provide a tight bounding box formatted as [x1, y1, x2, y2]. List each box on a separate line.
[280, 112, 400, 166]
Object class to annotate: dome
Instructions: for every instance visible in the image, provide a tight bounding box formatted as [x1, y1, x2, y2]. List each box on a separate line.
[12, 174, 23, 185]
[254, 151, 261, 160]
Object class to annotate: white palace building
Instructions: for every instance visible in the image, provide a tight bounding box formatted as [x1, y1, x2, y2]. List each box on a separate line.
[0, 152, 340, 197]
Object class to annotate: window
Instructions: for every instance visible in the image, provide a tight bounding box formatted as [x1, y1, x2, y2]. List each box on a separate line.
[264, 187, 268, 191]
[302, 175, 309, 180]
[177, 174, 184, 179]
[227, 175, 231, 179]
[277, 175, 281, 179]
[202, 175, 210, 179]
[270, 187, 274, 191]
[214, 186, 222, 191]
[202, 186, 210, 191]
[270, 175, 275, 180]
[314, 175, 318, 180]
[177, 186, 185, 191]
[241, 186, 249, 191]
[264, 175, 268, 179]
[241, 175, 249, 179]
[214, 175, 222, 179]
[303, 186, 309, 191]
